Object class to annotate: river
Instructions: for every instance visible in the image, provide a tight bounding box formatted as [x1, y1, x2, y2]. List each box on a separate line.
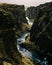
[17, 17, 49, 65]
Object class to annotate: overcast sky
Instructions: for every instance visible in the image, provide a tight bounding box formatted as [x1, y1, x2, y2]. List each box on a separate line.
[0, 0, 52, 7]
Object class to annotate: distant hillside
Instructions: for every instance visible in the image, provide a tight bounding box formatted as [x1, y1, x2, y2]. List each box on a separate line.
[26, 2, 52, 19]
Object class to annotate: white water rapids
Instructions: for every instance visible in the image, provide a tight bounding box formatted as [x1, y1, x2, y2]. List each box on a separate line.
[17, 17, 48, 65]
[26, 17, 33, 25]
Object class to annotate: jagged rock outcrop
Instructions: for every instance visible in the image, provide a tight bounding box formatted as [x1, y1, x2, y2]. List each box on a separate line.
[30, 2, 52, 56]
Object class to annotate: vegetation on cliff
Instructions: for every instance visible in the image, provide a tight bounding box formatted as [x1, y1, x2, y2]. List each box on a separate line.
[26, 2, 52, 20]
[30, 2, 52, 57]
[0, 3, 27, 30]
[0, 3, 36, 65]
[0, 2, 52, 65]
[0, 6, 22, 65]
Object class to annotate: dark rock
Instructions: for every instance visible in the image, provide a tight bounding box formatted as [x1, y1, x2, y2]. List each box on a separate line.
[0, 3, 27, 30]
[0, 7, 22, 64]
[30, 2, 52, 56]
[26, 2, 52, 19]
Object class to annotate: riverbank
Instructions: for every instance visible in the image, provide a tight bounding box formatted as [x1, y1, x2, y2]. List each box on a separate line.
[0, 50, 36, 65]
[19, 55, 36, 65]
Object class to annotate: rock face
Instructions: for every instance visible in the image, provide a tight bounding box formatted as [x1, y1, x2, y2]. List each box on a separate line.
[26, 2, 52, 19]
[0, 4, 36, 65]
[0, 3, 27, 30]
[30, 2, 52, 56]
[0, 7, 22, 65]
[26, 7, 37, 19]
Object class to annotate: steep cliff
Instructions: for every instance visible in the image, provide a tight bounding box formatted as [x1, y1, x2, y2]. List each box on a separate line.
[26, 2, 52, 19]
[0, 8, 22, 65]
[30, 2, 52, 56]
[0, 3, 27, 30]
[0, 4, 36, 65]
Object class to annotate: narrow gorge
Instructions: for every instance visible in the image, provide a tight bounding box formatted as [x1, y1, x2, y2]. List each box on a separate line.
[0, 2, 52, 65]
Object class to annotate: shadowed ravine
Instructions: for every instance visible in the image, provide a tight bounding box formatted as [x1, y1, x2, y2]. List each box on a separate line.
[0, 2, 52, 65]
[17, 17, 48, 65]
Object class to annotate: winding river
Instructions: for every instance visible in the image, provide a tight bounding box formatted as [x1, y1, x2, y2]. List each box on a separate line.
[17, 17, 48, 65]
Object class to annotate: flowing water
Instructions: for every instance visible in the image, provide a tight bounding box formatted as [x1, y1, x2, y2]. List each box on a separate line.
[17, 17, 49, 65]
[26, 17, 33, 25]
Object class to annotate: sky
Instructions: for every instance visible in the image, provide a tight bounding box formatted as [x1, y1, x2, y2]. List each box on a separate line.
[0, 0, 52, 7]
